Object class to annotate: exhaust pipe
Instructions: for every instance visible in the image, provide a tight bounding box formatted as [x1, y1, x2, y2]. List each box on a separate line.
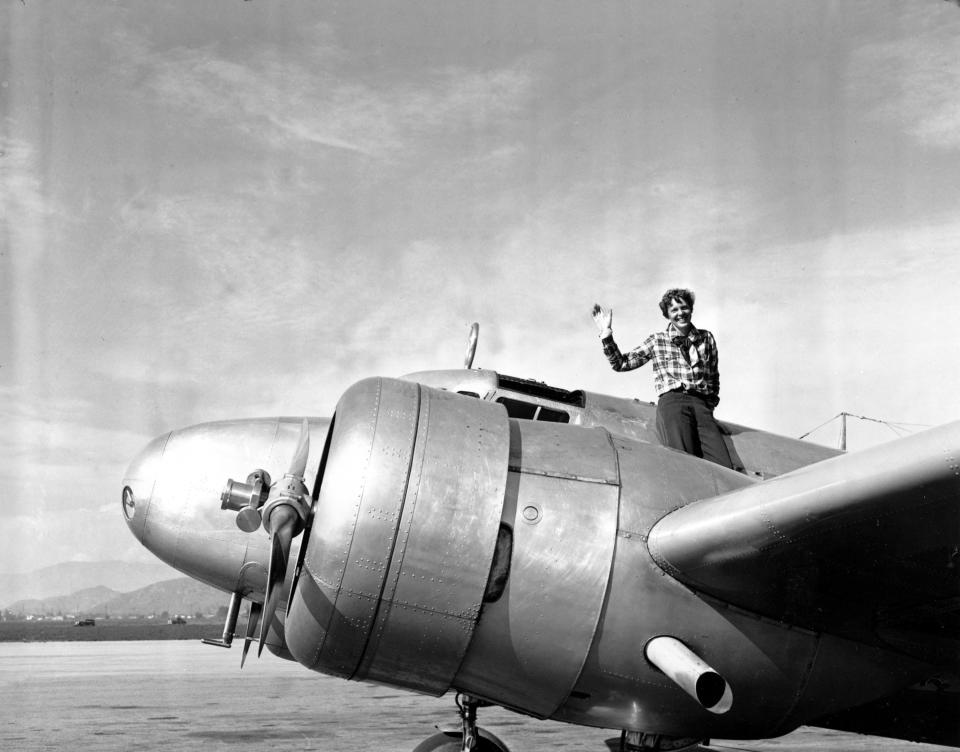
[645, 636, 733, 714]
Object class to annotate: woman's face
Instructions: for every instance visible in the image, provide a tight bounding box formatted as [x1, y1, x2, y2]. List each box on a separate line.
[666, 298, 693, 328]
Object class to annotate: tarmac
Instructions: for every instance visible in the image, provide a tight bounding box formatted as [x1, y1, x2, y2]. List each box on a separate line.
[1, 641, 955, 752]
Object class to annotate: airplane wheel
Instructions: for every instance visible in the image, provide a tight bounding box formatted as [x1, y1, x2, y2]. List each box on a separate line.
[412, 728, 511, 752]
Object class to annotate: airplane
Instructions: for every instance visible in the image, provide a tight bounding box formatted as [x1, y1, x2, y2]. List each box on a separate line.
[120, 324, 960, 751]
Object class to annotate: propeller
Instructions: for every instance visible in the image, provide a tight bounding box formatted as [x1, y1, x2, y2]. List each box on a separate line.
[220, 419, 312, 662]
[240, 601, 262, 668]
[257, 419, 311, 657]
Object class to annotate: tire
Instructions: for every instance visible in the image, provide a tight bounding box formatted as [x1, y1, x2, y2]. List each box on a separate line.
[412, 728, 511, 752]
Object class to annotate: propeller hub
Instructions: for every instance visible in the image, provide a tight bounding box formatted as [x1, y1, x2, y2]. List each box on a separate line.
[262, 474, 310, 538]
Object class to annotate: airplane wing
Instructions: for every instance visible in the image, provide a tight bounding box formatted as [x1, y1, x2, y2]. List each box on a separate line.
[647, 420, 960, 672]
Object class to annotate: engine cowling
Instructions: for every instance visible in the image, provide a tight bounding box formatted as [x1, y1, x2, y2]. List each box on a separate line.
[285, 377, 511, 694]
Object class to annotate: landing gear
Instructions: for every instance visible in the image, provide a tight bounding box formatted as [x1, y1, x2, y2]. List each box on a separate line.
[412, 694, 511, 752]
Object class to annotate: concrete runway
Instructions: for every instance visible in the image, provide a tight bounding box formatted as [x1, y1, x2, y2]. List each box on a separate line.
[1, 641, 955, 752]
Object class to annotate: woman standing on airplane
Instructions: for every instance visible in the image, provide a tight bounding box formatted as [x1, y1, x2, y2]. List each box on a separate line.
[592, 288, 734, 469]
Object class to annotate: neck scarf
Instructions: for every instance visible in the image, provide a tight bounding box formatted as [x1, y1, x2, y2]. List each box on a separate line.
[670, 328, 700, 366]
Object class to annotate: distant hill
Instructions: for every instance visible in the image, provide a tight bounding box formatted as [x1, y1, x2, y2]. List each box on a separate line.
[6, 577, 229, 618]
[0, 560, 182, 609]
[93, 577, 228, 617]
[7, 586, 120, 616]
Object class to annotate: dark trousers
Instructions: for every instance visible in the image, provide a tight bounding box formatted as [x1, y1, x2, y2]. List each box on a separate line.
[656, 390, 734, 469]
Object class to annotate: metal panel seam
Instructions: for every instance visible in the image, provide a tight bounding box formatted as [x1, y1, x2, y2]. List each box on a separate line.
[506, 464, 619, 485]
[549, 426, 622, 717]
[350, 382, 423, 677]
[312, 378, 383, 668]
[773, 631, 823, 734]
[446, 405, 511, 690]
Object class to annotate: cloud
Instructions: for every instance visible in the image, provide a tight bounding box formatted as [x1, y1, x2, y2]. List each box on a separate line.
[487, 173, 759, 312]
[1, 137, 82, 395]
[0, 136, 53, 219]
[850, 7, 960, 149]
[0, 136, 65, 255]
[107, 187, 344, 347]
[115, 29, 535, 159]
[0, 507, 143, 575]
[0, 388, 156, 569]
[712, 216, 960, 435]
[0, 392, 153, 487]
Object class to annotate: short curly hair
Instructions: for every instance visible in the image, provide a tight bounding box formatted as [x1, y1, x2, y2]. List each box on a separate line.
[658, 288, 696, 317]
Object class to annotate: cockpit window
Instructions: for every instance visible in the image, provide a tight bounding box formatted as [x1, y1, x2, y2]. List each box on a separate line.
[535, 406, 570, 423]
[496, 374, 585, 407]
[497, 397, 537, 419]
[496, 396, 570, 423]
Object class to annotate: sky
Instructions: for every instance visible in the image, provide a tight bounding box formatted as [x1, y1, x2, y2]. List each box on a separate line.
[3, 0, 960, 574]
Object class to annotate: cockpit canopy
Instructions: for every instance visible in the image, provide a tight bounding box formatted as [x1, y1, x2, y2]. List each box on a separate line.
[402, 368, 587, 424]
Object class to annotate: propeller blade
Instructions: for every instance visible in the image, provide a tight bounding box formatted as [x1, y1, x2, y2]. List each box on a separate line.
[289, 418, 310, 479]
[257, 506, 297, 657]
[287, 417, 334, 618]
[255, 419, 311, 659]
[240, 601, 262, 669]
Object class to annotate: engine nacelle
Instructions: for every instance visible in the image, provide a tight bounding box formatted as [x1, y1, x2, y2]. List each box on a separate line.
[285, 377, 510, 694]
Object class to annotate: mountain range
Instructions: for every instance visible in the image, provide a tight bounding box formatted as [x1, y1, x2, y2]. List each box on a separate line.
[1, 560, 228, 617]
[5, 578, 229, 618]
[0, 560, 181, 606]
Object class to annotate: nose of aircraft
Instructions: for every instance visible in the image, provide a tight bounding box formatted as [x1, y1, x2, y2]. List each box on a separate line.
[120, 418, 328, 598]
[121, 431, 171, 544]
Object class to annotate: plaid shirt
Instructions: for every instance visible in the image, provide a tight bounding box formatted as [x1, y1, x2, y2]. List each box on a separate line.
[601, 323, 721, 407]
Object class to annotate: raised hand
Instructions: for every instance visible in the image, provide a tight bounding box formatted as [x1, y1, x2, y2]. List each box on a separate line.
[592, 303, 613, 337]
